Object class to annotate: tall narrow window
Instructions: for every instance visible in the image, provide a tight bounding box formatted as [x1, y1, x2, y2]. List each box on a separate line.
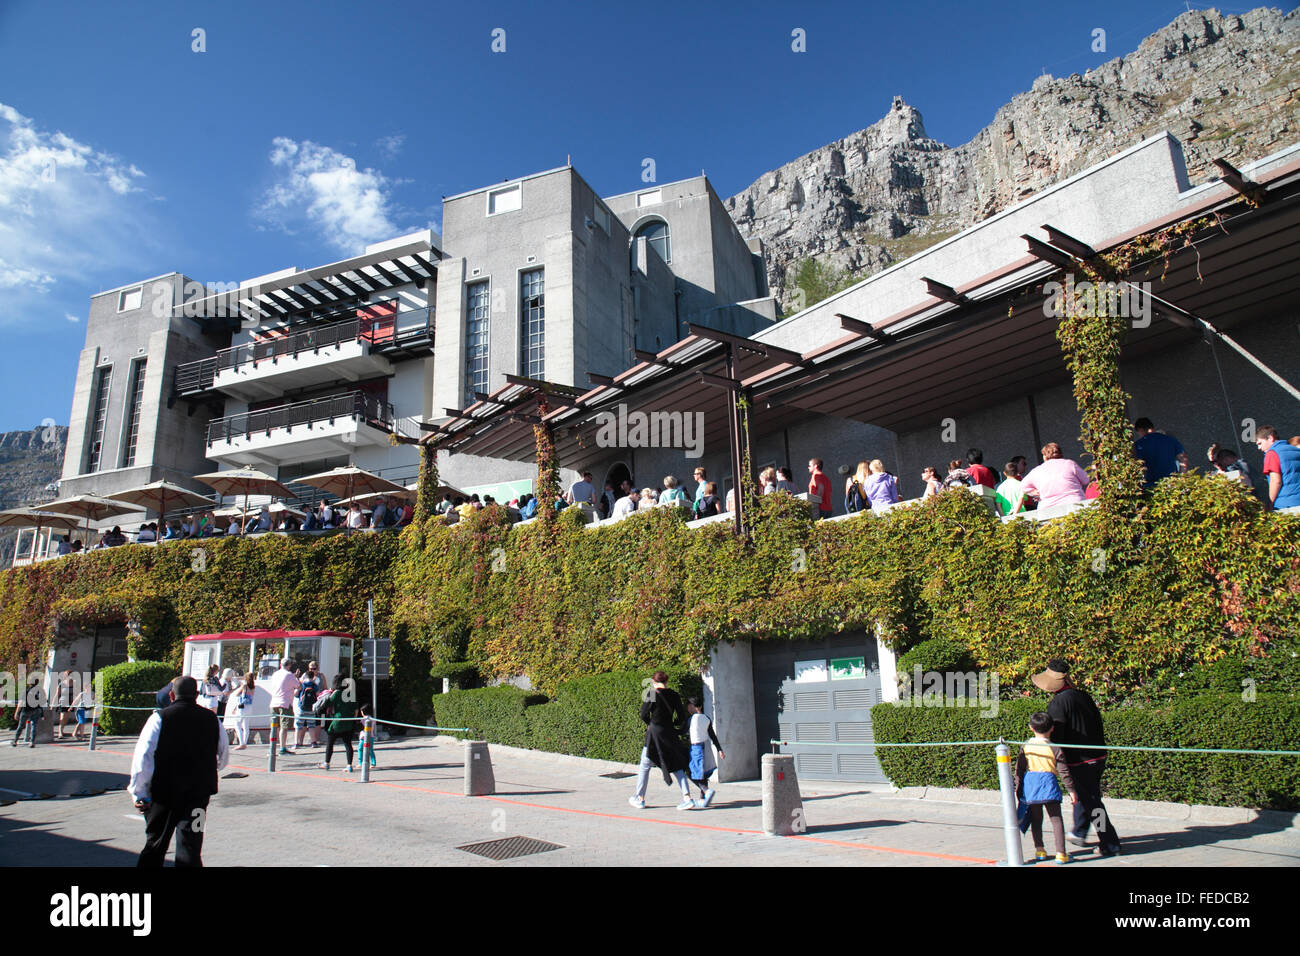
[520, 269, 544, 379]
[465, 281, 490, 405]
[120, 358, 147, 468]
[85, 365, 113, 473]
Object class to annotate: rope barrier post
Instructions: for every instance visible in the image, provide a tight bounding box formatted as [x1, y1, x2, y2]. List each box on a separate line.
[995, 740, 1023, 867]
[88, 715, 97, 751]
[761, 751, 805, 836]
[360, 717, 371, 784]
[268, 716, 279, 773]
[464, 738, 495, 796]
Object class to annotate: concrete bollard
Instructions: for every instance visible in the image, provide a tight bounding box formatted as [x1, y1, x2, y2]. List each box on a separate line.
[464, 740, 495, 796]
[761, 753, 806, 836]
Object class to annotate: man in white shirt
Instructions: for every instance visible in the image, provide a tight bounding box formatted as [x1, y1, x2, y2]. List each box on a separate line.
[612, 489, 640, 520]
[264, 660, 301, 754]
[130, 676, 229, 867]
[567, 471, 596, 507]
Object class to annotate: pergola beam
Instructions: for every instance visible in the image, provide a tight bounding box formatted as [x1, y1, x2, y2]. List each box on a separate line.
[1022, 234, 1078, 270]
[1042, 225, 1097, 260]
[1212, 158, 1264, 203]
[922, 276, 971, 305]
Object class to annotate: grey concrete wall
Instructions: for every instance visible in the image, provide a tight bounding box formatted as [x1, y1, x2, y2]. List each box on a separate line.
[61, 273, 215, 492]
[607, 175, 767, 338]
[705, 640, 758, 782]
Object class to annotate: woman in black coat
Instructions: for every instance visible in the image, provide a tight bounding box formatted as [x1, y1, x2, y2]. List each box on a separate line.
[629, 670, 696, 810]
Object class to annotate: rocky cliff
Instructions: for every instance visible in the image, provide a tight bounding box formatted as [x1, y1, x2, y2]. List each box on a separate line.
[0, 425, 68, 564]
[727, 6, 1300, 308]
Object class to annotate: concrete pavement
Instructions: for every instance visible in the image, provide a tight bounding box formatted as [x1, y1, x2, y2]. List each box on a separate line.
[1, 733, 1296, 867]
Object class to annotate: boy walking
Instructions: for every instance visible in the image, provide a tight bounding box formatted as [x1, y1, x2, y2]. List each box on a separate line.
[1014, 712, 1076, 864]
[685, 698, 724, 808]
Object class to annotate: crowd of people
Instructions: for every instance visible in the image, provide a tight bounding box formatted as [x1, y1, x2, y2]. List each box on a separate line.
[49, 496, 417, 556]
[37, 419, 1300, 559]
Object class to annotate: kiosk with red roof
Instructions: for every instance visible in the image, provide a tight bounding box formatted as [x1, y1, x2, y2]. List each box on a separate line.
[183, 629, 354, 736]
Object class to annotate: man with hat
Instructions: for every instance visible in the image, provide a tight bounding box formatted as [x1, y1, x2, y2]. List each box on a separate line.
[129, 675, 229, 866]
[1034, 659, 1121, 857]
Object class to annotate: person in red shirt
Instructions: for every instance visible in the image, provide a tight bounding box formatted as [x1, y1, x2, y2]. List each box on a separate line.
[966, 448, 998, 488]
[808, 458, 832, 519]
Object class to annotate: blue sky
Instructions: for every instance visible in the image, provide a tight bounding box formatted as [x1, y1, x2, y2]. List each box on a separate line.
[0, 0, 1289, 430]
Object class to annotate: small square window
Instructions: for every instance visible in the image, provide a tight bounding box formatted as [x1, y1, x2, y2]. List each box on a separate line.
[118, 287, 143, 311]
[593, 205, 610, 232]
[487, 184, 521, 216]
[636, 189, 661, 207]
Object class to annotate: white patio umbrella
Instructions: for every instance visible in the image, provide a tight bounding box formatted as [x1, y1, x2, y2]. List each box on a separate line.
[0, 508, 84, 562]
[105, 480, 215, 531]
[193, 469, 294, 528]
[40, 494, 146, 545]
[295, 466, 407, 502]
[294, 466, 406, 530]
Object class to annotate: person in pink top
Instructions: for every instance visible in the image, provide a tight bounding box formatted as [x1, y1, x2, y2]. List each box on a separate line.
[263, 659, 301, 755]
[1020, 443, 1090, 509]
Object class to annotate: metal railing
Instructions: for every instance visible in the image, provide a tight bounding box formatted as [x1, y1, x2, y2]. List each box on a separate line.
[206, 390, 394, 446]
[174, 306, 432, 396]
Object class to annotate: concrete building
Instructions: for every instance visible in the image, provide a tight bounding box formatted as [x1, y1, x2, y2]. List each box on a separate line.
[56, 165, 776, 511]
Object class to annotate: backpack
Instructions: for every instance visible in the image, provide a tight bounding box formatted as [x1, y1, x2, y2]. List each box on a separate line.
[845, 480, 865, 513]
[384, 505, 398, 527]
[298, 679, 318, 711]
[312, 691, 333, 717]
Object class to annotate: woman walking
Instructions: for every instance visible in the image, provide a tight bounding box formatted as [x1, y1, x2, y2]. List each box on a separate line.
[317, 674, 360, 772]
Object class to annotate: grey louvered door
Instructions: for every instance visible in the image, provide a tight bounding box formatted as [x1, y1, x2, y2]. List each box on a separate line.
[752, 632, 885, 782]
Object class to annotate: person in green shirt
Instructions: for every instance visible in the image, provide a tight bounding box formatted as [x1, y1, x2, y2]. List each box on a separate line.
[995, 461, 1027, 517]
[316, 673, 360, 772]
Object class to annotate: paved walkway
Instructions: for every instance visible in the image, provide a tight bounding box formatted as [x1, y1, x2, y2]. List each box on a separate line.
[1, 734, 1296, 867]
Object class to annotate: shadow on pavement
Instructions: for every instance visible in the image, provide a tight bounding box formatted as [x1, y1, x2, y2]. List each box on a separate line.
[0, 812, 140, 866]
[803, 819, 908, 835]
[0, 769, 129, 799]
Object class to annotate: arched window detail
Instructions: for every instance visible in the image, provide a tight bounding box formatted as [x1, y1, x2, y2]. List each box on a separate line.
[635, 219, 671, 264]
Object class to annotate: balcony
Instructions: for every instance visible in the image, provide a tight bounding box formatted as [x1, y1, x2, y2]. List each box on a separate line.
[174, 307, 433, 401]
[205, 390, 395, 468]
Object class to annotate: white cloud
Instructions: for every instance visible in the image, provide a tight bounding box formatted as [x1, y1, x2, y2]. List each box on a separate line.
[0, 103, 161, 326]
[65, 312, 79, 323]
[376, 133, 406, 158]
[256, 137, 406, 254]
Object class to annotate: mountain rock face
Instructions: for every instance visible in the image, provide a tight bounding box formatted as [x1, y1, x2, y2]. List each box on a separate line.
[0, 425, 68, 564]
[728, 6, 1300, 307]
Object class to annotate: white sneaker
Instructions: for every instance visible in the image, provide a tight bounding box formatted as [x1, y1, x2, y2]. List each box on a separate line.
[628, 796, 646, 809]
[701, 788, 716, 808]
[677, 797, 697, 811]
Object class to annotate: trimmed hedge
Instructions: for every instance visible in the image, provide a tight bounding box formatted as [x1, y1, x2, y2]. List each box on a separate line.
[528, 669, 703, 763]
[896, 637, 975, 676]
[431, 668, 703, 763]
[99, 661, 176, 736]
[431, 686, 545, 749]
[872, 692, 1300, 810]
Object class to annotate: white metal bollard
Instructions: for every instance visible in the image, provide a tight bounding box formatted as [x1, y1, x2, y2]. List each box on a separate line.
[995, 741, 1023, 867]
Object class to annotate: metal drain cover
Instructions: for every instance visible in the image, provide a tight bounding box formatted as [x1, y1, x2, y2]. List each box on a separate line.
[598, 771, 635, 779]
[456, 836, 564, 861]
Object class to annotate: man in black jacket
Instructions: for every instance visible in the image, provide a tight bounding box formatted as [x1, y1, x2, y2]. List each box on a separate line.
[1035, 659, 1121, 857]
[628, 670, 695, 811]
[129, 676, 229, 866]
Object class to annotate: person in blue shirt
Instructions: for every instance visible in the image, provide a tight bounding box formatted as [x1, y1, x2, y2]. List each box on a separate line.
[1133, 417, 1188, 487]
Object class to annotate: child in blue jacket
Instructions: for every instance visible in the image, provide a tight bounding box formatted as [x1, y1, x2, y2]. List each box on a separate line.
[1014, 711, 1077, 864]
